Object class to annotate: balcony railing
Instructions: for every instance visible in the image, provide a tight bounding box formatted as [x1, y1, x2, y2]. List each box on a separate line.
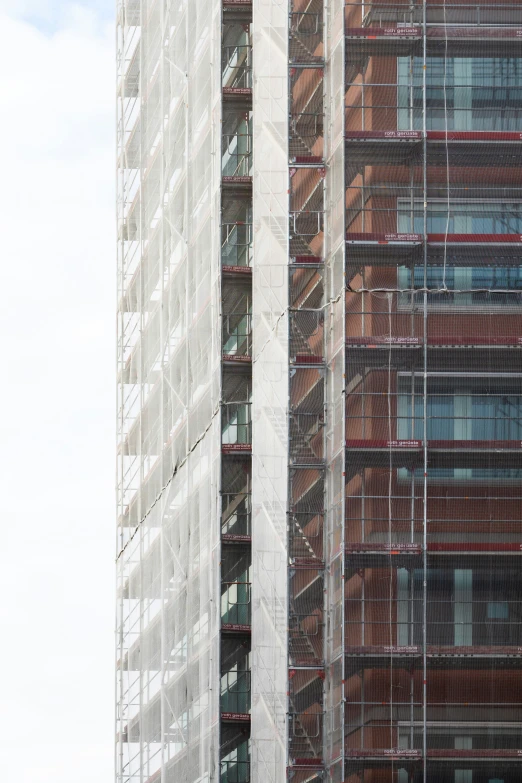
[220, 761, 250, 783]
[222, 134, 252, 177]
[222, 45, 252, 90]
[222, 222, 253, 267]
[222, 493, 251, 538]
[223, 313, 252, 357]
[221, 670, 251, 714]
[221, 581, 251, 627]
[222, 402, 252, 445]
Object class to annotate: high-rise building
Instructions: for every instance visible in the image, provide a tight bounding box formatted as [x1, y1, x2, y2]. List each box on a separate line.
[116, 1, 522, 781]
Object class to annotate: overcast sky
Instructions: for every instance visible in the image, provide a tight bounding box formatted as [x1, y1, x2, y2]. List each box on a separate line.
[0, 2, 114, 780]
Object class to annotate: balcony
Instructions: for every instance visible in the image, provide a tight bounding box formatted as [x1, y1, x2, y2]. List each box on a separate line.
[222, 44, 252, 92]
[221, 669, 251, 716]
[222, 402, 252, 454]
[221, 581, 251, 632]
[220, 735, 250, 783]
[222, 221, 252, 269]
[220, 760, 250, 783]
[222, 134, 252, 178]
[222, 110, 252, 187]
[222, 492, 251, 541]
[223, 313, 252, 362]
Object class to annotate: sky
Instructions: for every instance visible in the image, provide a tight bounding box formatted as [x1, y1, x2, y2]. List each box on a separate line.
[0, 2, 114, 780]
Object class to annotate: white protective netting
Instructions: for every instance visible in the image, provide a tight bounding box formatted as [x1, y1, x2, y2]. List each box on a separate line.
[116, 0, 222, 781]
[251, 1, 290, 781]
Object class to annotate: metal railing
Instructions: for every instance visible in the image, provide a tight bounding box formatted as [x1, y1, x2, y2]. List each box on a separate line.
[221, 581, 252, 626]
[223, 313, 252, 357]
[222, 493, 252, 537]
[221, 670, 251, 714]
[222, 402, 252, 445]
[221, 222, 253, 267]
[220, 761, 250, 783]
[222, 45, 252, 90]
[222, 134, 252, 177]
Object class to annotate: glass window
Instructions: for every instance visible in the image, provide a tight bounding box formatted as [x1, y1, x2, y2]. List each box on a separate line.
[398, 200, 522, 235]
[398, 57, 522, 131]
[472, 395, 522, 440]
[397, 379, 522, 479]
[398, 379, 522, 441]
[398, 202, 522, 307]
[487, 602, 509, 619]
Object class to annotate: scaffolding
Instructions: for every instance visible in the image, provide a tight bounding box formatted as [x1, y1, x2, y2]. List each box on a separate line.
[116, 0, 225, 781]
[117, 0, 522, 781]
[343, 1, 522, 781]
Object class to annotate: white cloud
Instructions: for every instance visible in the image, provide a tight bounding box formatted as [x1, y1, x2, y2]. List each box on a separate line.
[0, 7, 114, 782]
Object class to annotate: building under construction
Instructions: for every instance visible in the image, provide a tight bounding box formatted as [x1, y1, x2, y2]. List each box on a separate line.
[116, 0, 522, 781]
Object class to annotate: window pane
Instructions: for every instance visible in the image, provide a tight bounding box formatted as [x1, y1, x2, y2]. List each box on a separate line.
[398, 57, 522, 130]
[487, 602, 509, 619]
